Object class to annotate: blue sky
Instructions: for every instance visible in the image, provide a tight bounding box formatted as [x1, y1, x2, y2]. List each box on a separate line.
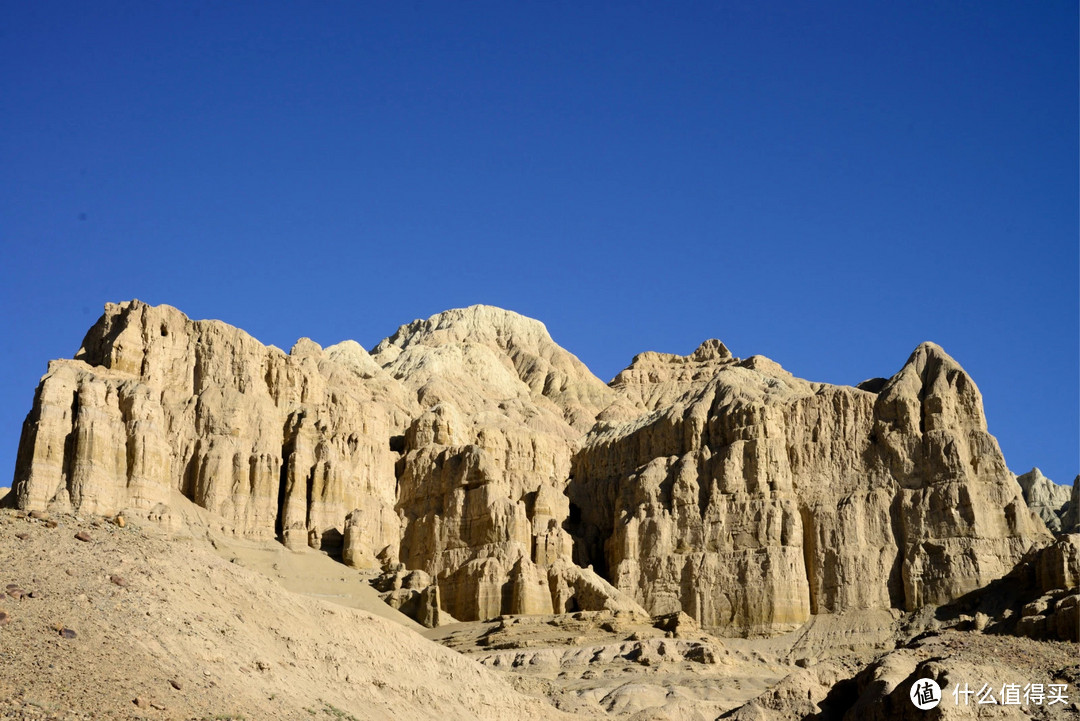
[2, 2, 1077, 487]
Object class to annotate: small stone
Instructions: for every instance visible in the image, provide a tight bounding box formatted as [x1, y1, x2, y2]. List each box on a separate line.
[14, 533, 28, 540]
[59, 628, 76, 639]
[133, 697, 147, 708]
[65, 569, 77, 576]
[6, 584, 18, 590]
[90, 520, 102, 528]
[45, 520, 57, 529]
[7, 589, 25, 600]
[150, 702, 166, 710]
[255, 660, 270, 671]
[28, 591, 39, 599]
[109, 575, 127, 588]
[169, 679, 181, 690]
[28, 511, 47, 520]
[115, 515, 125, 528]
[0, 611, 10, 625]
[74, 532, 91, 543]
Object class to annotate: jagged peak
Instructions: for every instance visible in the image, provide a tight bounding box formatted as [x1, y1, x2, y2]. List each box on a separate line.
[1016, 467, 1073, 493]
[323, 340, 387, 381]
[618, 339, 736, 379]
[689, 338, 732, 362]
[881, 341, 977, 395]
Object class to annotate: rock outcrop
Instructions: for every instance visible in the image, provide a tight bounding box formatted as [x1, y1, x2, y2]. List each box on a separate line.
[13, 301, 415, 560]
[370, 306, 637, 620]
[12, 301, 637, 623]
[1060, 475, 1080, 534]
[1015, 534, 1079, 642]
[1016, 467, 1073, 533]
[10, 301, 1054, 633]
[568, 342, 1049, 636]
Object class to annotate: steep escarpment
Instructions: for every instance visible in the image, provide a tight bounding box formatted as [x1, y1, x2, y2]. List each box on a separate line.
[1017, 467, 1074, 534]
[12, 302, 639, 623]
[11, 301, 1055, 634]
[370, 306, 638, 620]
[14, 301, 415, 560]
[568, 342, 1050, 636]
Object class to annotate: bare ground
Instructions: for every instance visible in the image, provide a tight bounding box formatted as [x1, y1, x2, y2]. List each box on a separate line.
[0, 508, 570, 721]
[0, 503, 1075, 720]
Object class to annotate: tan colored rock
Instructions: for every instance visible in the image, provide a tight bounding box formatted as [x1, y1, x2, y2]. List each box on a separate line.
[10, 301, 1054, 634]
[382, 583, 453, 628]
[605, 338, 735, 417]
[372, 305, 615, 430]
[11, 302, 641, 624]
[342, 506, 401, 570]
[878, 344, 1048, 608]
[570, 341, 1049, 636]
[1033, 533, 1079, 592]
[651, 611, 700, 638]
[373, 306, 630, 620]
[13, 301, 416, 554]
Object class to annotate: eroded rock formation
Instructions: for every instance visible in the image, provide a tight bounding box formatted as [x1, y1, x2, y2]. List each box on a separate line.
[568, 341, 1050, 635]
[14, 301, 414, 558]
[1016, 467, 1073, 533]
[10, 301, 1056, 633]
[369, 306, 638, 621]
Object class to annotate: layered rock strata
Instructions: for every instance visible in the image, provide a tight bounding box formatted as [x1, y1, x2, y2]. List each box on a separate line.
[12, 302, 639, 622]
[11, 301, 1055, 633]
[369, 306, 641, 621]
[568, 341, 1050, 635]
[13, 301, 415, 559]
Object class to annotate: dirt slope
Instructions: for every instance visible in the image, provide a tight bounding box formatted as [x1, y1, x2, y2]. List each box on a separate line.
[0, 508, 573, 720]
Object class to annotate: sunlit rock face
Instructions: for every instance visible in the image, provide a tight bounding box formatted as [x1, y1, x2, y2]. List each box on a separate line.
[569, 341, 1049, 636]
[12, 302, 641, 621]
[13, 300, 415, 558]
[12, 301, 1050, 630]
[370, 306, 638, 620]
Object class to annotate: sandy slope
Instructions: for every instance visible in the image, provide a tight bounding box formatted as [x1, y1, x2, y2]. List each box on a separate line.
[0, 508, 573, 720]
[208, 536, 423, 633]
[2, 496, 1072, 721]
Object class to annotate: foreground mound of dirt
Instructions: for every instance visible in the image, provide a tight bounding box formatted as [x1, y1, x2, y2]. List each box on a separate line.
[0, 508, 569, 720]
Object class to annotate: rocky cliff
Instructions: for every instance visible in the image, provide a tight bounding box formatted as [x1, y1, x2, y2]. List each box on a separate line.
[11, 301, 1055, 634]
[1017, 468, 1077, 535]
[12, 301, 641, 622]
[367, 306, 638, 620]
[13, 301, 416, 555]
[568, 341, 1050, 635]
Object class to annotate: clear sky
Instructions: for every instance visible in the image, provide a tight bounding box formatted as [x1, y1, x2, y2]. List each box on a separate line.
[2, 2, 1077, 487]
